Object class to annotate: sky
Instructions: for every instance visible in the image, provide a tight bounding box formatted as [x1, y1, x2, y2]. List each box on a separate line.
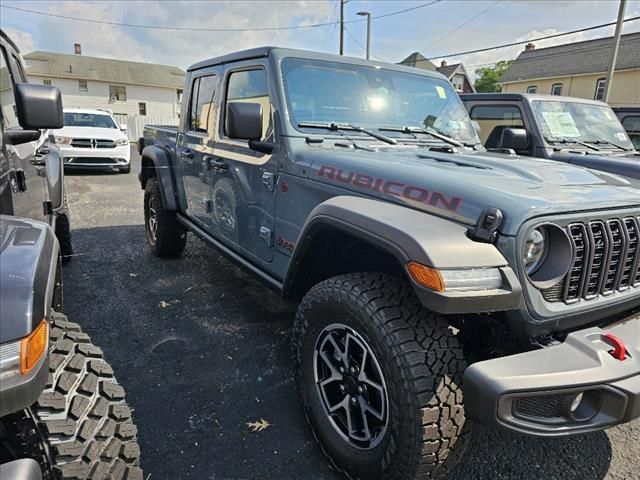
[1, 0, 640, 80]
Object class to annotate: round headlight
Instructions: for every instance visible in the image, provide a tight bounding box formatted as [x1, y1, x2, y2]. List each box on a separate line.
[523, 228, 547, 274]
[522, 224, 573, 289]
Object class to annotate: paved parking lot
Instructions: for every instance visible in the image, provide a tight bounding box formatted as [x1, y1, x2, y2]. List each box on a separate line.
[61, 147, 639, 480]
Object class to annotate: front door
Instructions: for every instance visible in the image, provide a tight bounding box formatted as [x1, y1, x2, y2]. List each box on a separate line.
[212, 64, 277, 262]
[0, 44, 49, 222]
[177, 71, 219, 228]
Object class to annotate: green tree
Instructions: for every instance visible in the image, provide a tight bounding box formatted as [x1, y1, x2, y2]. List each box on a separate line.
[474, 60, 513, 93]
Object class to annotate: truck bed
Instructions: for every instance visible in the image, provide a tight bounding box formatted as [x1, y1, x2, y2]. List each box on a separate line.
[140, 125, 179, 157]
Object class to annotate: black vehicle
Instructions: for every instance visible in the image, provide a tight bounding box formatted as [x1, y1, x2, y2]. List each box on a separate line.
[0, 30, 142, 480]
[614, 107, 640, 150]
[461, 93, 640, 180]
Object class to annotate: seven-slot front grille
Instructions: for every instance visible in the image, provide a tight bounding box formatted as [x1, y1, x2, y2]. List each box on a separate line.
[70, 138, 116, 148]
[543, 216, 640, 304]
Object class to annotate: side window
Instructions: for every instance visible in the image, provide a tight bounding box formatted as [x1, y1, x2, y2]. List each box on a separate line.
[469, 104, 524, 145]
[622, 115, 640, 150]
[225, 69, 271, 140]
[0, 47, 19, 130]
[188, 74, 217, 133]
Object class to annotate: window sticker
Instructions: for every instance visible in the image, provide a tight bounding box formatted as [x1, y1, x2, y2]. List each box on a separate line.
[541, 111, 581, 137]
[435, 86, 447, 99]
[616, 132, 628, 141]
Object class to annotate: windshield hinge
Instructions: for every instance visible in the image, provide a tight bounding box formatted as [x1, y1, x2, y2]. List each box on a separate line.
[472, 207, 503, 243]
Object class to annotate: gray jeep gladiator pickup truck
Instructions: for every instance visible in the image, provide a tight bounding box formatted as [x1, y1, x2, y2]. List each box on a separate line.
[0, 29, 142, 480]
[461, 93, 640, 180]
[140, 47, 640, 479]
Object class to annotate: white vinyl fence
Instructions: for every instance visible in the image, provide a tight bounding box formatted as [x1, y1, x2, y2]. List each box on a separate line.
[113, 114, 179, 142]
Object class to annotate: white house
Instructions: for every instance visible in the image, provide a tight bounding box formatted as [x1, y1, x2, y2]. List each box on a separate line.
[24, 47, 185, 123]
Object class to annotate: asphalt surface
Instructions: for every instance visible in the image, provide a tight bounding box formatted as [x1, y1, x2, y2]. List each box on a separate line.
[62, 148, 639, 480]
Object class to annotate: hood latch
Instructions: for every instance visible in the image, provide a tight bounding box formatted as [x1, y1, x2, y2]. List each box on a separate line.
[473, 207, 503, 243]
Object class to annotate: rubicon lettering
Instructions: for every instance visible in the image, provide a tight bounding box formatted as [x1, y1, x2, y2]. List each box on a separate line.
[318, 165, 462, 212]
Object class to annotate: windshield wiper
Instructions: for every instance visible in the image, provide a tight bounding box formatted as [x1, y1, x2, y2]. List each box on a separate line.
[379, 126, 464, 148]
[581, 139, 631, 152]
[298, 122, 397, 145]
[546, 137, 600, 151]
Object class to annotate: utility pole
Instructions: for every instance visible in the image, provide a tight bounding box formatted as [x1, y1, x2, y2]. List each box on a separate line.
[339, 0, 345, 55]
[603, 0, 627, 103]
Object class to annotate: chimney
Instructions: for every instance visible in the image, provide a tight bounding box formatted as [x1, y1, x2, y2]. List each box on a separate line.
[74, 43, 81, 55]
[524, 42, 535, 52]
[440, 59, 447, 67]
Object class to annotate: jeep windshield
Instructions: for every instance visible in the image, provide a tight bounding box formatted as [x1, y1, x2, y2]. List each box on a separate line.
[531, 100, 634, 151]
[63, 113, 117, 129]
[281, 57, 479, 145]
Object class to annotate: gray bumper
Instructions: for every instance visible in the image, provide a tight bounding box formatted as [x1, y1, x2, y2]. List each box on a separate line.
[464, 312, 640, 436]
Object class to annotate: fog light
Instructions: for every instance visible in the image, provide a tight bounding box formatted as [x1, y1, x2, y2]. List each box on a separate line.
[564, 390, 602, 422]
[569, 393, 584, 413]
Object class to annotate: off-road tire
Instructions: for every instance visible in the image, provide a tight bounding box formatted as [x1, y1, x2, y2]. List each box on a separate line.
[1, 312, 143, 479]
[293, 273, 470, 480]
[55, 213, 73, 263]
[144, 177, 186, 257]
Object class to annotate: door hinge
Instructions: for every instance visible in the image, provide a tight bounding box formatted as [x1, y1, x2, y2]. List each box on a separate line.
[15, 169, 27, 192]
[202, 198, 213, 213]
[43, 201, 53, 216]
[259, 226, 273, 246]
[261, 171, 276, 192]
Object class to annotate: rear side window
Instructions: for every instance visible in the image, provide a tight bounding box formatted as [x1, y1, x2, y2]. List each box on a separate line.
[188, 75, 217, 133]
[469, 104, 524, 144]
[225, 69, 271, 139]
[622, 115, 640, 150]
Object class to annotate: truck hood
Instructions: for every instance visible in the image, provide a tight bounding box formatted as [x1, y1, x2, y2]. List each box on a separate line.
[549, 150, 640, 180]
[53, 126, 126, 141]
[305, 144, 640, 236]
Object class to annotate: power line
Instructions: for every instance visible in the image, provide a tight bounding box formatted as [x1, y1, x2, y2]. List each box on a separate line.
[423, 0, 499, 49]
[400, 15, 640, 64]
[1, 1, 442, 33]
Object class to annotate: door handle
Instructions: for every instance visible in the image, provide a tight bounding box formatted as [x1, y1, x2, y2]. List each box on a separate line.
[210, 158, 228, 172]
[181, 150, 194, 160]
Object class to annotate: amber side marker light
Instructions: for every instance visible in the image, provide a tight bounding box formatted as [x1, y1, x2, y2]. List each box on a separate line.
[407, 262, 445, 292]
[20, 319, 48, 374]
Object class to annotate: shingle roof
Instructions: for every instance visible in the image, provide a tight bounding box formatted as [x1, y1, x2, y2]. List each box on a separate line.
[500, 32, 640, 83]
[399, 52, 437, 71]
[24, 51, 185, 88]
[436, 63, 460, 79]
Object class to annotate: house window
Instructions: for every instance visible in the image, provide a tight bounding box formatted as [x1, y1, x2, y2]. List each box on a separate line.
[451, 74, 465, 92]
[550, 83, 563, 96]
[78, 80, 88, 92]
[138, 102, 147, 116]
[594, 78, 606, 101]
[109, 85, 127, 102]
[43, 79, 51, 86]
[177, 88, 183, 105]
[526, 85, 537, 93]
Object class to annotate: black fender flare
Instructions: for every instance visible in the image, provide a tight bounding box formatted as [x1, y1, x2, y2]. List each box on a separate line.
[139, 145, 178, 211]
[283, 196, 522, 314]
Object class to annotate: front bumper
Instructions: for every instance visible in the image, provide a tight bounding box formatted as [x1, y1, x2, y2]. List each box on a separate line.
[464, 312, 640, 436]
[61, 144, 130, 169]
[0, 347, 48, 417]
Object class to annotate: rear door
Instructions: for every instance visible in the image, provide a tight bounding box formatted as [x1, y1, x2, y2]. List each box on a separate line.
[212, 62, 277, 262]
[177, 70, 220, 229]
[0, 43, 49, 222]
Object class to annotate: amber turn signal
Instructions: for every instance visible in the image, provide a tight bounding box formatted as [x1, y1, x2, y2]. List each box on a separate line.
[407, 262, 445, 292]
[20, 319, 48, 374]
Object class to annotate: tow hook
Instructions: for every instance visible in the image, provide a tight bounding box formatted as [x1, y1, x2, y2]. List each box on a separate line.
[603, 333, 627, 361]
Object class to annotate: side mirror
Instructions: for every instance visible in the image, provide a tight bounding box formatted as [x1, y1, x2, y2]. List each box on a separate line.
[226, 102, 262, 140]
[499, 127, 528, 151]
[15, 84, 63, 130]
[120, 124, 128, 132]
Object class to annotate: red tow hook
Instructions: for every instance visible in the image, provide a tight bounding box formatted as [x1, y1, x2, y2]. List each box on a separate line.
[604, 333, 627, 361]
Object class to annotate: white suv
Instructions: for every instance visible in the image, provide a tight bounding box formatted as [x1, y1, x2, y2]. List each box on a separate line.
[54, 108, 131, 173]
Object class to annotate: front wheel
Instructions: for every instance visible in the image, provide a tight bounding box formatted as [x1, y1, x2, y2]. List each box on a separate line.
[293, 273, 470, 480]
